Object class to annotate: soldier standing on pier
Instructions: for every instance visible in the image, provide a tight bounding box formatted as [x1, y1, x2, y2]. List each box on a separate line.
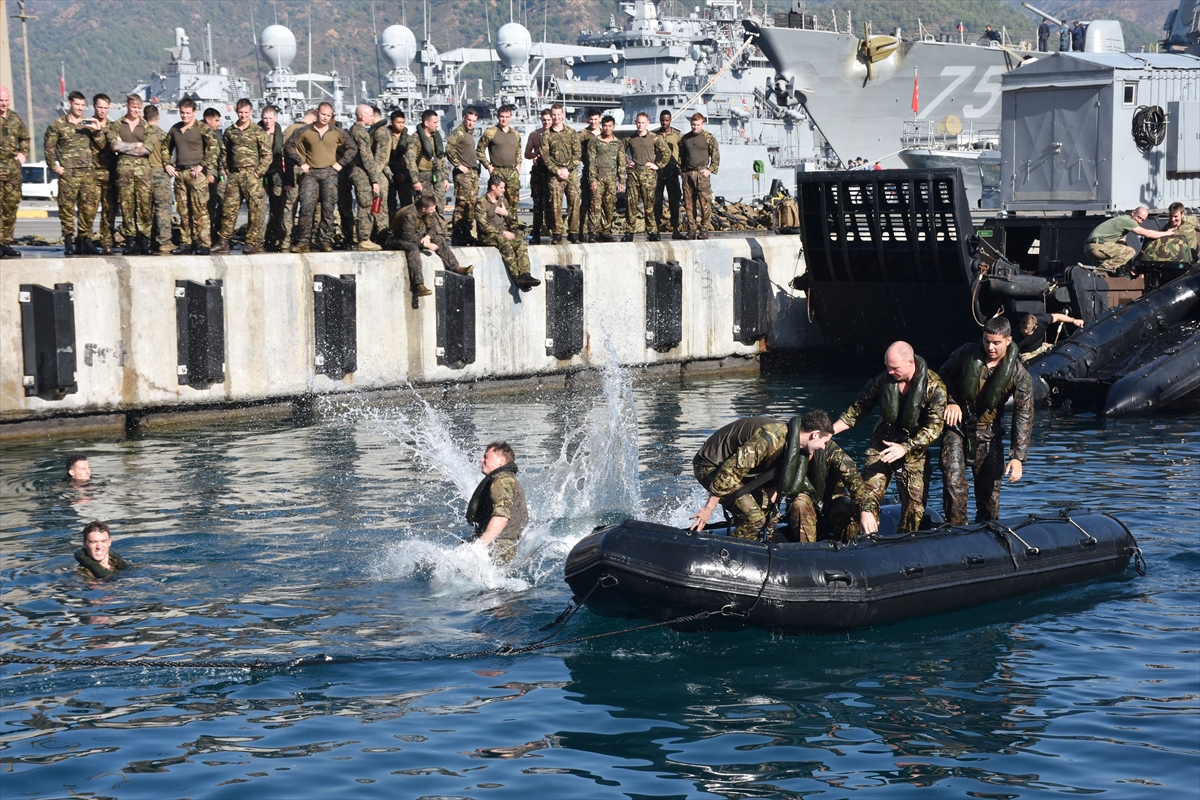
[679, 112, 719, 240]
[142, 105, 173, 254]
[276, 109, 316, 253]
[212, 98, 272, 255]
[654, 109, 683, 239]
[524, 109, 552, 244]
[165, 97, 218, 255]
[623, 111, 669, 242]
[259, 105, 287, 252]
[284, 101, 357, 254]
[91, 94, 119, 255]
[446, 107, 481, 246]
[0, 85, 30, 258]
[112, 95, 152, 255]
[540, 103, 581, 244]
[45, 91, 102, 256]
[339, 103, 383, 251]
[477, 105, 521, 225]
[577, 109, 602, 242]
[407, 109, 447, 204]
[586, 115, 625, 243]
[379, 110, 411, 219]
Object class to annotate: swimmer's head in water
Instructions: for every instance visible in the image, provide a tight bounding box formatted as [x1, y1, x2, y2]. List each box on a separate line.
[66, 454, 91, 483]
[82, 521, 111, 562]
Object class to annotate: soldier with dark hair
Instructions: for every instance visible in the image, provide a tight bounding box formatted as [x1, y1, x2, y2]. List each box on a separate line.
[446, 107, 480, 245]
[65, 453, 91, 483]
[467, 441, 529, 566]
[833, 341, 947, 533]
[90, 94, 119, 254]
[202, 107, 224, 243]
[378, 109, 411, 218]
[385, 196, 472, 299]
[1016, 311, 1084, 361]
[654, 109, 684, 239]
[690, 411, 835, 541]
[477, 105, 521, 220]
[0, 85, 30, 258]
[339, 103, 384, 251]
[476, 174, 539, 291]
[277, 108, 317, 252]
[166, 97, 218, 255]
[586, 115, 624, 242]
[259, 105, 288, 251]
[75, 521, 130, 579]
[785, 438, 876, 543]
[406, 108, 447, 202]
[938, 316, 1034, 525]
[285, 101, 356, 253]
[212, 98, 271, 254]
[679, 112, 719, 240]
[112, 95, 152, 255]
[540, 103, 581, 244]
[577, 109, 602, 242]
[624, 111, 670, 242]
[45, 90, 102, 255]
[142, 105, 174, 254]
[525, 108, 553, 244]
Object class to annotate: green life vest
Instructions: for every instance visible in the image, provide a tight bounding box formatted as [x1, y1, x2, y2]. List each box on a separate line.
[960, 340, 1018, 414]
[417, 127, 444, 175]
[880, 355, 928, 433]
[779, 416, 827, 501]
[74, 548, 129, 578]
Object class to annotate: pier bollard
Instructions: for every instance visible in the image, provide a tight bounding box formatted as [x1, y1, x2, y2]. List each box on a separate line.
[545, 264, 584, 359]
[313, 274, 358, 379]
[174, 279, 226, 387]
[18, 283, 77, 399]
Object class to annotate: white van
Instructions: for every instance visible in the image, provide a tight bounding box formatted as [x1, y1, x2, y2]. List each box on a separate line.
[21, 161, 58, 200]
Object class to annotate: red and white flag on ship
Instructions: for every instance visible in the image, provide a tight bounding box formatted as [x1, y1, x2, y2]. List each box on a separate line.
[911, 69, 919, 114]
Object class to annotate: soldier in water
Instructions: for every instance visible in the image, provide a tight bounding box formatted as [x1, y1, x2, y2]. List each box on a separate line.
[466, 441, 529, 566]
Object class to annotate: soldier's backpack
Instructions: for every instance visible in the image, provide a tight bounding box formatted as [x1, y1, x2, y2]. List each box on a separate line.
[775, 197, 800, 234]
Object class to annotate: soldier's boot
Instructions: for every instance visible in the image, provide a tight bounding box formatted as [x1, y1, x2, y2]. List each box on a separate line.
[621, 233, 634, 243]
[597, 233, 615, 243]
[210, 239, 231, 254]
[194, 245, 212, 256]
[648, 233, 661, 242]
[279, 242, 291, 253]
[63, 234, 74, 257]
[242, 244, 261, 255]
[413, 284, 433, 298]
[529, 236, 542, 245]
[672, 231, 687, 240]
[568, 233, 580, 244]
[79, 238, 100, 256]
[452, 264, 474, 276]
[292, 243, 310, 254]
[551, 234, 563, 245]
[357, 239, 382, 251]
[136, 235, 150, 255]
[171, 244, 194, 256]
[123, 236, 141, 256]
[515, 273, 541, 292]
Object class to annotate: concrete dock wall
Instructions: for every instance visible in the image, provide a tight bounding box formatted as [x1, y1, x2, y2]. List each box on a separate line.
[1, 236, 814, 430]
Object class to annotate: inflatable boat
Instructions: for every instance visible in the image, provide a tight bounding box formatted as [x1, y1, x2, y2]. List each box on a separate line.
[563, 511, 1139, 634]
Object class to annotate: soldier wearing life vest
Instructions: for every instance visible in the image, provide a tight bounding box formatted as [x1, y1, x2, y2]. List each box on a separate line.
[466, 441, 529, 566]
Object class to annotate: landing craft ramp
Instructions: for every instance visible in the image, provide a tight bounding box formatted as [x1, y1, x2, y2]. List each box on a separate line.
[795, 168, 979, 358]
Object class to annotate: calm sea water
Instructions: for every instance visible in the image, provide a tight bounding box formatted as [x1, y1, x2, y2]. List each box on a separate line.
[2, 365, 1197, 799]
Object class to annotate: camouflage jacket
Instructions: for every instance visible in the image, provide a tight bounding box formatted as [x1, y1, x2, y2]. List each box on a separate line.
[220, 122, 272, 176]
[540, 125, 581, 172]
[0, 110, 30, 179]
[811, 440, 871, 509]
[445, 124, 479, 171]
[467, 466, 528, 541]
[92, 119, 119, 171]
[939, 343, 1034, 460]
[655, 124, 683, 167]
[44, 115, 100, 170]
[348, 122, 382, 183]
[167, 121, 219, 173]
[475, 192, 515, 237]
[694, 416, 789, 497]
[475, 125, 521, 171]
[391, 204, 445, 242]
[840, 365, 947, 456]
[679, 129, 720, 174]
[144, 124, 168, 169]
[586, 136, 626, 184]
[372, 124, 402, 180]
[1141, 215, 1200, 262]
[578, 126, 601, 167]
[405, 127, 445, 178]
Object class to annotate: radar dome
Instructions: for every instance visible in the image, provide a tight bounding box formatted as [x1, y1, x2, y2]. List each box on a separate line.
[496, 22, 532, 68]
[260, 25, 297, 70]
[380, 25, 418, 69]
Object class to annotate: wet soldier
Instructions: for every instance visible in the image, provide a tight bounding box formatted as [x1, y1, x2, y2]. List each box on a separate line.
[406, 109, 448, 203]
[112, 95, 152, 255]
[285, 101, 357, 253]
[75, 521, 130, 579]
[654, 109, 684, 239]
[65, 453, 91, 483]
[91, 94, 119, 254]
[939, 317, 1034, 526]
[385, 196, 473, 299]
[277, 109, 317, 253]
[259, 105, 288, 252]
[690, 411, 834, 541]
[477, 105, 521, 220]
[446, 107, 481, 246]
[540, 103, 582, 244]
[379, 110, 412, 219]
[525, 109, 553, 244]
[476, 174, 539, 291]
[0, 85, 30, 259]
[679, 112, 720, 239]
[466, 441, 529, 566]
[786, 439, 878, 543]
[1084, 206, 1177, 273]
[45, 91, 102, 256]
[577, 109, 602, 242]
[623, 111, 670, 242]
[338, 103, 384, 252]
[211, 99, 272, 255]
[586, 115, 625, 242]
[165, 97, 219, 255]
[142, 105, 173, 254]
[832, 341, 947, 534]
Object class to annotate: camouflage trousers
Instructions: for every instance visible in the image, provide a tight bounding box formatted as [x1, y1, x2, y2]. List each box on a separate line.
[654, 165, 682, 233]
[207, 178, 224, 242]
[0, 171, 20, 242]
[296, 167, 339, 249]
[451, 169, 479, 243]
[625, 168, 658, 235]
[860, 444, 930, 534]
[387, 172, 413, 218]
[588, 175, 620, 236]
[1085, 241, 1135, 272]
[413, 171, 442, 203]
[95, 167, 118, 247]
[546, 169, 580, 236]
[785, 494, 861, 543]
[371, 175, 389, 235]
[490, 166, 520, 221]
[940, 427, 1006, 525]
[149, 171, 174, 251]
[218, 170, 267, 246]
[488, 537, 519, 566]
[480, 231, 530, 278]
[682, 169, 713, 234]
[115, 158, 152, 238]
[388, 234, 460, 291]
[579, 173, 592, 237]
[695, 463, 778, 541]
[338, 166, 377, 244]
[57, 167, 98, 239]
[280, 180, 300, 247]
[174, 169, 212, 247]
[530, 163, 549, 239]
[265, 171, 288, 250]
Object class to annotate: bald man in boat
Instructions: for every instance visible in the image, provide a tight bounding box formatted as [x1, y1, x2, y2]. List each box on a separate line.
[938, 317, 1033, 525]
[833, 341, 947, 534]
[466, 441, 529, 566]
[690, 410, 836, 541]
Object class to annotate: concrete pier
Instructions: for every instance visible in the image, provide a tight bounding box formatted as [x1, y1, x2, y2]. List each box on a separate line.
[1, 236, 813, 436]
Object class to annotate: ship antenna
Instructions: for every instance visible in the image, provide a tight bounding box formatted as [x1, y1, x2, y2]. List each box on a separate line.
[372, 1, 383, 96]
[251, 7, 266, 96]
[486, 0, 498, 102]
[307, 2, 313, 101]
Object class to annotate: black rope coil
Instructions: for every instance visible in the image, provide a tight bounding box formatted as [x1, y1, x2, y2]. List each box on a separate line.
[1132, 105, 1167, 153]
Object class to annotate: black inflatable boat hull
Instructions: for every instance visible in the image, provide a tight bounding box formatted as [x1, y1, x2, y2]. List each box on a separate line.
[563, 512, 1137, 634]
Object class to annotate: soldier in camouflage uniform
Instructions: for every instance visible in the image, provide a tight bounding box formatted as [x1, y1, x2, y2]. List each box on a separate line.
[477, 105, 521, 222]
[525, 109, 552, 244]
[624, 111, 670, 242]
[476, 174, 539, 291]
[211, 99, 272, 254]
[577, 110, 602, 242]
[385, 196, 472, 298]
[277, 109, 317, 252]
[540, 103, 582, 244]
[446, 108, 481, 246]
[1083, 206, 1178, 272]
[1139, 202, 1198, 263]
[834, 341, 948, 534]
[679, 112, 720, 239]
[284, 102, 357, 253]
[112, 95, 153, 255]
[586, 116, 625, 243]
[90, 94, 119, 254]
[259, 106, 287, 252]
[938, 318, 1034, 525]
[406, 109, 447, 204]
[378, 110, 411, 220]
[166, 97, 219, 254]
[142, 105, 174, 254]
[44, 91, 103, 255]
[0, 85, 30, 257]
[202, 108, 224, 245]
[654, 110, 684, 239]
[785, 439, 874, 544]
[466, 442, 529, 566]
[338, 104, 384, 251]
[690, 412, 835, 542]
[369, 110, 398, 236]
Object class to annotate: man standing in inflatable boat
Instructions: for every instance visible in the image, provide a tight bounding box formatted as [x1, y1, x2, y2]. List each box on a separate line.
[938, 317, 1034, 525]
[833, 342, 948, 534]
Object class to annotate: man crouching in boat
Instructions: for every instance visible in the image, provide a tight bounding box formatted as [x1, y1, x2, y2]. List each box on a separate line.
[690, 411, 835, 541]
[466, 442, 529, 565]
[938, 317, 1033, 525]
[784, 437, 879, 543]
[833, 342, 947, 534]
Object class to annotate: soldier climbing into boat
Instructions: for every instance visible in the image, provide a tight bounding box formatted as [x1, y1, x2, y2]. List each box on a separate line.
[833, 342, 947, 534]
[1083, 206, 1178, 273]
[689, 411, 834, 541]
[466, 441, 529, 566]
[783, 437, 878, 544]
[938, 317, 1034, 526]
